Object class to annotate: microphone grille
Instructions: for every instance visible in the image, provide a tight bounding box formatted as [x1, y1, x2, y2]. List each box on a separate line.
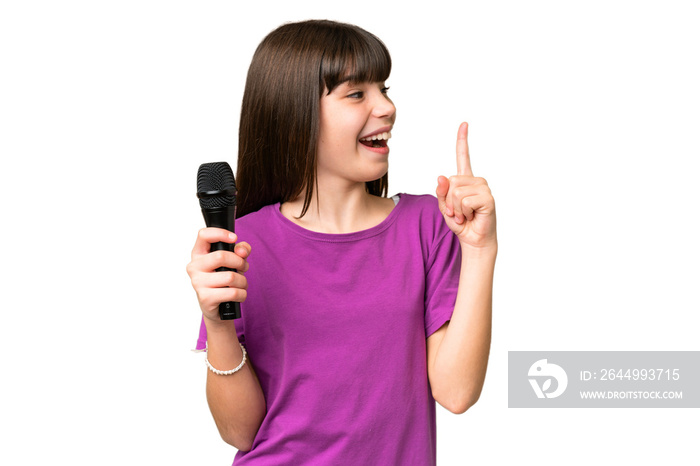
[197, 162, 237, 209]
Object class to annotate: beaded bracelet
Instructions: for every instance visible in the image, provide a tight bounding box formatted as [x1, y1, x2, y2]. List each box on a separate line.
[205, 343, 247, 375]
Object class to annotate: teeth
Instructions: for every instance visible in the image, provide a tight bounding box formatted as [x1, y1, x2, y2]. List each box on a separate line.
[360, 131, 392, 142]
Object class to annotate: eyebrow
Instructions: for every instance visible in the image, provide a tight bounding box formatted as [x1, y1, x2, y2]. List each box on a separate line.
[327, 76, 383, 95]
[326, 79, 359, 95]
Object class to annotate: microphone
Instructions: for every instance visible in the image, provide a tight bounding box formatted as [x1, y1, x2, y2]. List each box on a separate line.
[197, 161, 241, 320]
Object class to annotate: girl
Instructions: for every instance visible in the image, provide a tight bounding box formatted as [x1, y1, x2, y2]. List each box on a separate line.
[187, 19, 497, 464]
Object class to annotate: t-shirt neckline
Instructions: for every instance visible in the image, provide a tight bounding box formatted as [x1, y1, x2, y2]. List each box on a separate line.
[273, 193, 405, 243]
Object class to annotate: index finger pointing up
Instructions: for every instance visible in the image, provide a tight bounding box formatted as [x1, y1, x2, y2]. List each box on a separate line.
[456, 121, 473, 176]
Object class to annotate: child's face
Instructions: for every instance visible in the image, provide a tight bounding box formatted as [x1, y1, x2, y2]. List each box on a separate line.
[316, 81, 396, 186]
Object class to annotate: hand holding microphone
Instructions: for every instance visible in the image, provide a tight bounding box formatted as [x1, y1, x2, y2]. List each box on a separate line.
[186, 162, 250, 324]
[187, 228, 250, 325]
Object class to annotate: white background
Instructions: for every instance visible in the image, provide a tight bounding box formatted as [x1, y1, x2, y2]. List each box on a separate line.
[1, 0, 698, 464]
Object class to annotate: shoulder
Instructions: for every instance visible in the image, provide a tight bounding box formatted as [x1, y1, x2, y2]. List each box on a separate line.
[235, 203, 278, 239]
[398, 193, 441, 214]
[395, 193, 453, 247]
[396, 193, 445, 229]
[237, 202, 276, 222]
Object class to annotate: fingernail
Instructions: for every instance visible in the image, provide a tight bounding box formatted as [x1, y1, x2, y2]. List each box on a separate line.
[229, 233, 237, 241]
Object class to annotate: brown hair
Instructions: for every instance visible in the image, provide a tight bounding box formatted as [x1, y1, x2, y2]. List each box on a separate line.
[235, 20, 392, 218]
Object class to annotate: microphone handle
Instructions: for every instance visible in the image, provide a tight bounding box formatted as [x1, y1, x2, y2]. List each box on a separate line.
[210, 241, 242, 320]
[202, 206, 242, 320]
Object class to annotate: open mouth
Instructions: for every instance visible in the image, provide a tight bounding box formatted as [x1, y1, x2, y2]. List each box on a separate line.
[359, 131, 391, 149]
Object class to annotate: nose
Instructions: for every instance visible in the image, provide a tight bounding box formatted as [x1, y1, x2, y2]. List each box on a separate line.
[371, 90, 396, 120]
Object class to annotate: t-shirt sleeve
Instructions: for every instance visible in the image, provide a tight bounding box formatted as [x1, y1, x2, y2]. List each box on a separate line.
[194, 317, 207, 351]
[424, 227, 462, 338]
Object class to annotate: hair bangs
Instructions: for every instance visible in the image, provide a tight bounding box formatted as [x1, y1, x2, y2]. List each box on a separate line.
[321, 26, 391, 95]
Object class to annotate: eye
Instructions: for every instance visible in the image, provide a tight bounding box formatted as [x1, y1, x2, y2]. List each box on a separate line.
[347, 91, 364, 99]
[381, 86, 390, 94]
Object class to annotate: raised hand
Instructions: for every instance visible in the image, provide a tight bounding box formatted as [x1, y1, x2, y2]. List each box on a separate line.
[436, 122, 497, 250]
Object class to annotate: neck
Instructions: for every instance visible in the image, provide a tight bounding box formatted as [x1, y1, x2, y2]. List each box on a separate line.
[281, 180, 391, 234]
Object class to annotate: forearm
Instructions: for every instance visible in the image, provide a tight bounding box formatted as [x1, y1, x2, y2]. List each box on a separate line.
[432, 244, 496, 412]
[204, 319, 266, 451]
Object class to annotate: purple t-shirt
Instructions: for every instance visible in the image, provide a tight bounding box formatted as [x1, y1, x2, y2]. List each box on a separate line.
[195, 193, 461, 465]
